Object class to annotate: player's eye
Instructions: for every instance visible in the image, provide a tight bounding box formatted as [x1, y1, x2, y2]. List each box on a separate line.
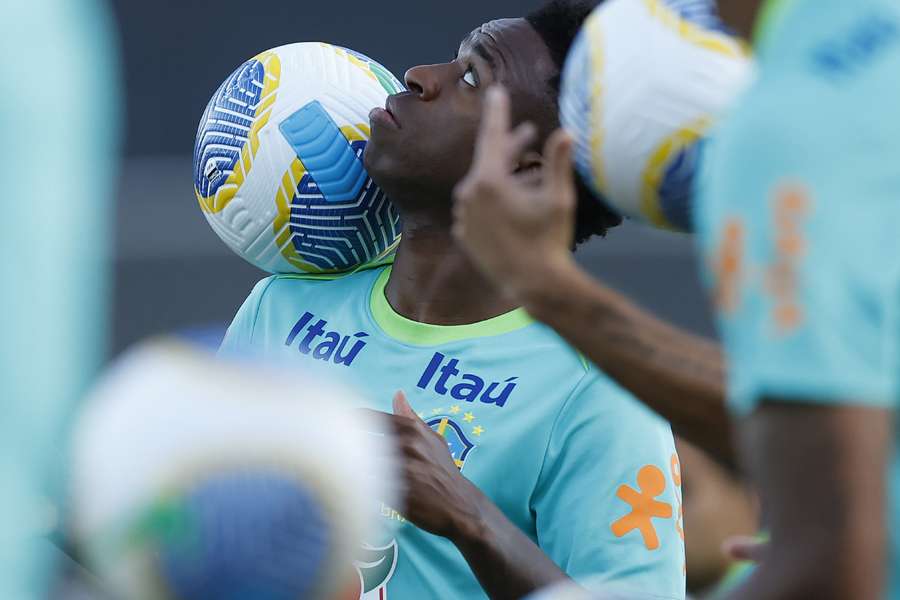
[462, 65, 480, 88]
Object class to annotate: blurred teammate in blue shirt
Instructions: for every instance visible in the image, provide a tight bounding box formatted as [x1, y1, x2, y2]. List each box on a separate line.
[696, 1, 900, 598]
[0, 1, 119, 597]
[453, 0, 900, 598]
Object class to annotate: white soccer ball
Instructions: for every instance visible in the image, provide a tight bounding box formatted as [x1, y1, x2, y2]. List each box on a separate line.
[560, 0, 752, 232]
[193, 42, 405, 274]
[70, 341, 399, 600]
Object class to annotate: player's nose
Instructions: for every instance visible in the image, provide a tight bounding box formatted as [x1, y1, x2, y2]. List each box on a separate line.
[404, 64, 446, 101]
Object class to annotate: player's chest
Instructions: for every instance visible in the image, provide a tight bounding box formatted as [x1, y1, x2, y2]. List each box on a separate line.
[263, 312, 564, 479]
[261, 309, 563, 408]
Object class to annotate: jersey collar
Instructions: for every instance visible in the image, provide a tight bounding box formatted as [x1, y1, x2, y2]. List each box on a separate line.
[369, 266, 534, 346]
[754, 0, 797, 47]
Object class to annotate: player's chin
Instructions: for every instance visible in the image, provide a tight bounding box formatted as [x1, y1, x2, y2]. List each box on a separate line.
[364, 140, 412, 183]
[363, 139, 391, 179]
[366, 114, 402, 148]
[363, 144, 405, 193]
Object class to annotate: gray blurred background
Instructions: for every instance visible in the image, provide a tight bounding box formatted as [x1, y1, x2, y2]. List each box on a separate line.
[109, 0, 717, 354]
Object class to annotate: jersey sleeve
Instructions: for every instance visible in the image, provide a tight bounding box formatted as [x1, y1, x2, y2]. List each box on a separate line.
[531, 372, 685, 599]
[696, 83, 900, 416]
[218, 277, 276, 354]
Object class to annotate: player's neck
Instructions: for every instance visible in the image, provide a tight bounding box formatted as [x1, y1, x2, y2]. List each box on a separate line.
[385, 218, 519, 326]
[718, 0, 766, 41]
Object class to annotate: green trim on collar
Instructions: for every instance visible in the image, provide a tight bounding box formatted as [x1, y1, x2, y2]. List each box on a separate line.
[369, 267, 534, 346]
[754, 0, 797, 46]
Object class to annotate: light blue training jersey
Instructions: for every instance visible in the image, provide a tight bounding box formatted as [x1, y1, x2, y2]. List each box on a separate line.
[221, 266, 685, 599]
[0, 1, 119, 597]
[695, 0, 900, 596]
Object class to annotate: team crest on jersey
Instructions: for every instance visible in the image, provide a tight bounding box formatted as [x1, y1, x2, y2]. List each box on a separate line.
[353, 540, 398, 599]
[426, 414, 477, 470]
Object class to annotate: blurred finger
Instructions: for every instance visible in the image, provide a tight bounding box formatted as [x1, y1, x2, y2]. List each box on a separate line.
[472, 85, 512, 173]
[722, 536, 767, 563]
[392, 390, 419, 420]
[356, 409, 420, 444]
[512, 167, 543, 188]
[452, 180, 473, 213]
[451, 220, 466, 244]
[541, 128, 575, 198]
[505, 121, 538, 166]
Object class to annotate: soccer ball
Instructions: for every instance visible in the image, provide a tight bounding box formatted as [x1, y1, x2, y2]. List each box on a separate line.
[560, 0, 752, 232]
[193, 43, 405, 274]
[70, 341, 399, 600]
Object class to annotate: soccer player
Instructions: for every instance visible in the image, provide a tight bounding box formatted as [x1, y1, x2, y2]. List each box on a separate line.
[0, 0, 119, 598]
[453, 1, 900, 598]
[220, 2, 685, 599]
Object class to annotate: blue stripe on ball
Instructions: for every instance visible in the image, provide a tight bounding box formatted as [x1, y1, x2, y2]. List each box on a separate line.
[658, 139, 705, 233]
[663, 0, 730, 32]
[283, 139, 401, 272]
[279, 101, 368, 204]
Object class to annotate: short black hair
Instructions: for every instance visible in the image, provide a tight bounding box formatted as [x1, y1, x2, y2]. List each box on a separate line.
[526, 0, 623, 245]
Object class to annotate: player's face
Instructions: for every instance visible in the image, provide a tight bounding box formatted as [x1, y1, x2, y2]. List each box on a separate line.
[364, 18, 559, 205]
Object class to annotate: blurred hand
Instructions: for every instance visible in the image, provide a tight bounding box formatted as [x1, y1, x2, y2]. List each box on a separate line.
[452, 85, 578, 300]
[722, 535, 768, 563]
[362, 392, 484, 540]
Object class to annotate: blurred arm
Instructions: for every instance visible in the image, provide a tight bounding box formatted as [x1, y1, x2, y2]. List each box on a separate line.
[453, 87, 733, 468]
[727, 403, 889, 600]
[519, 259, 734, 467]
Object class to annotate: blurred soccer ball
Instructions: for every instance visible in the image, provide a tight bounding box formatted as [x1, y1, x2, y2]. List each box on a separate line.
[193, 43, 404, 274]
[560, 0, 752, 232]
[70, 341, 398, 600]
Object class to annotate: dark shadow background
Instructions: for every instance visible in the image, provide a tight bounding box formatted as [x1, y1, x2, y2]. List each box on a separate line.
[108, 0, 717, 354]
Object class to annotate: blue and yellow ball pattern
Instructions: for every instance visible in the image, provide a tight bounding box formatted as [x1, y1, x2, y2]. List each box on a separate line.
[194, 51, 281, 215]
[193, 43, 404, 274]
[561, 0, 751, 233]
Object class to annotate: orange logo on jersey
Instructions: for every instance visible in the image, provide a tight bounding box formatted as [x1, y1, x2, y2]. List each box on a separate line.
[711, 218, 746, 315]
[766, 184, 811, 335]
[611, 465, 673, 550]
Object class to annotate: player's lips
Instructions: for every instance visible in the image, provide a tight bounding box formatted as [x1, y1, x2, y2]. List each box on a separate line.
[369, 107, 398, 129]
[369, 98, 400, 129]
[385, 96, 402, 126]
